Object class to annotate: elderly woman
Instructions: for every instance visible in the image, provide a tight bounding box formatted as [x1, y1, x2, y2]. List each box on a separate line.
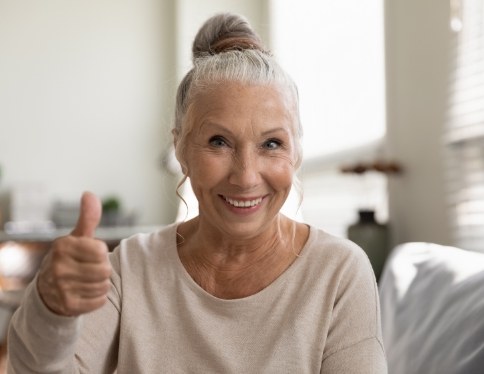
[8, 13, 387, 373]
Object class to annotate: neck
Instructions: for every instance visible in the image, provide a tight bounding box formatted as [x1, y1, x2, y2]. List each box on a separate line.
[179, 214, 290, 258]
[176, 215, 303, 299]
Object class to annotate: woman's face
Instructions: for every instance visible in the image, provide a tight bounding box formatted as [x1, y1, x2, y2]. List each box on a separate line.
[181, 81, 299, 239]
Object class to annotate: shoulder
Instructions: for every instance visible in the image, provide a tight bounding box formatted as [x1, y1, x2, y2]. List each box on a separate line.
[300, 226, 378, 311]
[305, 226, 373, 275]
[106, 223, 180, 303]
[109, 223, 178, 272]
[122, 223, 177, 248]
[305, 228, 383, 356]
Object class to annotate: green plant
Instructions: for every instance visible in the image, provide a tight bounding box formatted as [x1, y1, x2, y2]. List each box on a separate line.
[102, 196, 121, 213]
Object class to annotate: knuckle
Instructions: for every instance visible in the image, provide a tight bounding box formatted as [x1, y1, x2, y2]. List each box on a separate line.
[81, 239, 107, 261]
[101, 280, 111, 293]
[50, 243, 64, 259]
[51, 238, 73, 259]
[54, 234, 73, 247]
[57, 279, 72, 293]
[100, 264, 112, 279]
[94, 242, 109, 259]
[51, 262, 67, 279]
[61, 294, 78, 312]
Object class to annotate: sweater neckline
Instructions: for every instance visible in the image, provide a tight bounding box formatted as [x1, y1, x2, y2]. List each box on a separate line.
[167, 222, 316, 305]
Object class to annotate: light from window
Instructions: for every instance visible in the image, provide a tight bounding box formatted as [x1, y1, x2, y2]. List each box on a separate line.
[269, 0, 387, 236]
[269, 0, 386, 159]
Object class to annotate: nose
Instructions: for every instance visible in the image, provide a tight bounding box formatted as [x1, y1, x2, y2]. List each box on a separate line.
[228, 148, 261, 189]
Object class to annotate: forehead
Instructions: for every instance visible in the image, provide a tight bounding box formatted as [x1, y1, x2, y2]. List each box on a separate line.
[190, 81, 296, 134]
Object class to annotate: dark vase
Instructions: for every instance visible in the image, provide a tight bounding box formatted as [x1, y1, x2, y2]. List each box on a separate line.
[347, 210, 389, 281]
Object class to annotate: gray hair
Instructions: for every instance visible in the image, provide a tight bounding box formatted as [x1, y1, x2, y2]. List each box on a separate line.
[174, 13, 303, 170]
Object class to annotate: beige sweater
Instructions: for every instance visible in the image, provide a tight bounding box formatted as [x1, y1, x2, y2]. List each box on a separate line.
[8, 223, 387, 373]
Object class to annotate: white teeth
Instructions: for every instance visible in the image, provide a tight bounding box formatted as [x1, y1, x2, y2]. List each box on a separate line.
[224, 196, 263, 208]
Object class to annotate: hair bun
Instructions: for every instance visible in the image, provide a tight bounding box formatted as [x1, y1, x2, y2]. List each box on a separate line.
[192, 13, 266, 60]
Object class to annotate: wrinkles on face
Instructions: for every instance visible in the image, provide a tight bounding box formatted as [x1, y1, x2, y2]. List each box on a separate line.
[179, 81, 299, 241]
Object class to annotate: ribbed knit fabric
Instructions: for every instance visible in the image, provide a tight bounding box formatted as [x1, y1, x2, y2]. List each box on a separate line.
[8, 223, 387, 373]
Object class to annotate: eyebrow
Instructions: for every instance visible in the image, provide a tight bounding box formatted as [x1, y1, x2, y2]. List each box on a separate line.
[199, 122, 290, 137]
[261, 127, 290, 136]
[198, 121, 232, 135]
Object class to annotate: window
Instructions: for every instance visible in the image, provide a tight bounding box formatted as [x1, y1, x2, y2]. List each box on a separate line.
[175, 2, 388, 236]
[269, 0, 387, 237]
[445, 0, 484, 252]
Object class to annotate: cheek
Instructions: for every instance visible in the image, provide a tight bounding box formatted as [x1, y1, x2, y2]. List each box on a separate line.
[264, 157, 295, 187]
[186, 152, 229, 184]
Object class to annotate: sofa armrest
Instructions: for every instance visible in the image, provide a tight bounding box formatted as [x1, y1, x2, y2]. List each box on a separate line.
[379, 242, 484, 374]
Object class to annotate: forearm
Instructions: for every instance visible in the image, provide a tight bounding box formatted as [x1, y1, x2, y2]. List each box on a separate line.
[7, 278, 80, 374]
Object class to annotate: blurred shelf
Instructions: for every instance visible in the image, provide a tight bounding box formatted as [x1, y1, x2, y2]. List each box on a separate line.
[0, 225, 163, 249]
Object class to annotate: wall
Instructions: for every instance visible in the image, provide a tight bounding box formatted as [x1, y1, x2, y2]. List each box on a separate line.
[385, 0, 453, 246]
[175, 0, 269, 78]
[0, 0, 266, 226]
[0, 0, 179, 225]
[0, 0, 453, 241]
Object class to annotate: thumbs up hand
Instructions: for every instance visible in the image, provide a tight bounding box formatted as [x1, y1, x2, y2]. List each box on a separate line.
[37, 192, 112, 316]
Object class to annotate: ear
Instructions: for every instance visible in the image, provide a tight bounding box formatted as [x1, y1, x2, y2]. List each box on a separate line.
[172, 129, 188, 175]
[172, 128, 179, 148]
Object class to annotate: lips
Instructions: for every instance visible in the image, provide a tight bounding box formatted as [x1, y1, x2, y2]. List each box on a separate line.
[222, 195, 263, 208]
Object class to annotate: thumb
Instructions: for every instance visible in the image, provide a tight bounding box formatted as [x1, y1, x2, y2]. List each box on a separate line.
[71, 191, 102, 237]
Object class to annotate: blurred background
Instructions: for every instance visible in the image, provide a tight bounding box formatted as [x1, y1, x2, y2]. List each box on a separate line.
[1, 0, 484, 370]
[0, 0, 482, 258]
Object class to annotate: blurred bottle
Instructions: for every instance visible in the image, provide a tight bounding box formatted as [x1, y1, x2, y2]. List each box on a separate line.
[347, 209, 389, 281]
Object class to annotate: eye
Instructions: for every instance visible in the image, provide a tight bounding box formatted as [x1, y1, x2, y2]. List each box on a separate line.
[262, 138, 282, 150]
[209, 135, 227, 147]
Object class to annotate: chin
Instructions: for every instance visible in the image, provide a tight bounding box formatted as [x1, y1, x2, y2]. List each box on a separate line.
[219, 218, 276, 239]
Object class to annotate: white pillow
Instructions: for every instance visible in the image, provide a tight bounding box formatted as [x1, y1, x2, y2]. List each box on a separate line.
[379, 242, 484, 374]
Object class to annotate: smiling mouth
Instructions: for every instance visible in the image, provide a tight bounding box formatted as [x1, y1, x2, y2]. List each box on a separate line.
[222, 196, 263, 208]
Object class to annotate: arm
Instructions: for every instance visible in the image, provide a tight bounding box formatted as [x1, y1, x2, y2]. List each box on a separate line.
[321, 338, 386, 373]
[7, 279, 80, 374]
[7, 192, 119, 373]
[74, 259, 121, 373]
[320, 247, 387, 373]
[7, 275, 120, 374]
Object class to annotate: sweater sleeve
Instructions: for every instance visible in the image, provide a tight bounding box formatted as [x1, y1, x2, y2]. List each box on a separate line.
[320, 337, 387, 373]
[73, 250, 121, 373]
[320, 245, 388, 373]
[7, 252, 122, 374]
[7, 277, 81, 374]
